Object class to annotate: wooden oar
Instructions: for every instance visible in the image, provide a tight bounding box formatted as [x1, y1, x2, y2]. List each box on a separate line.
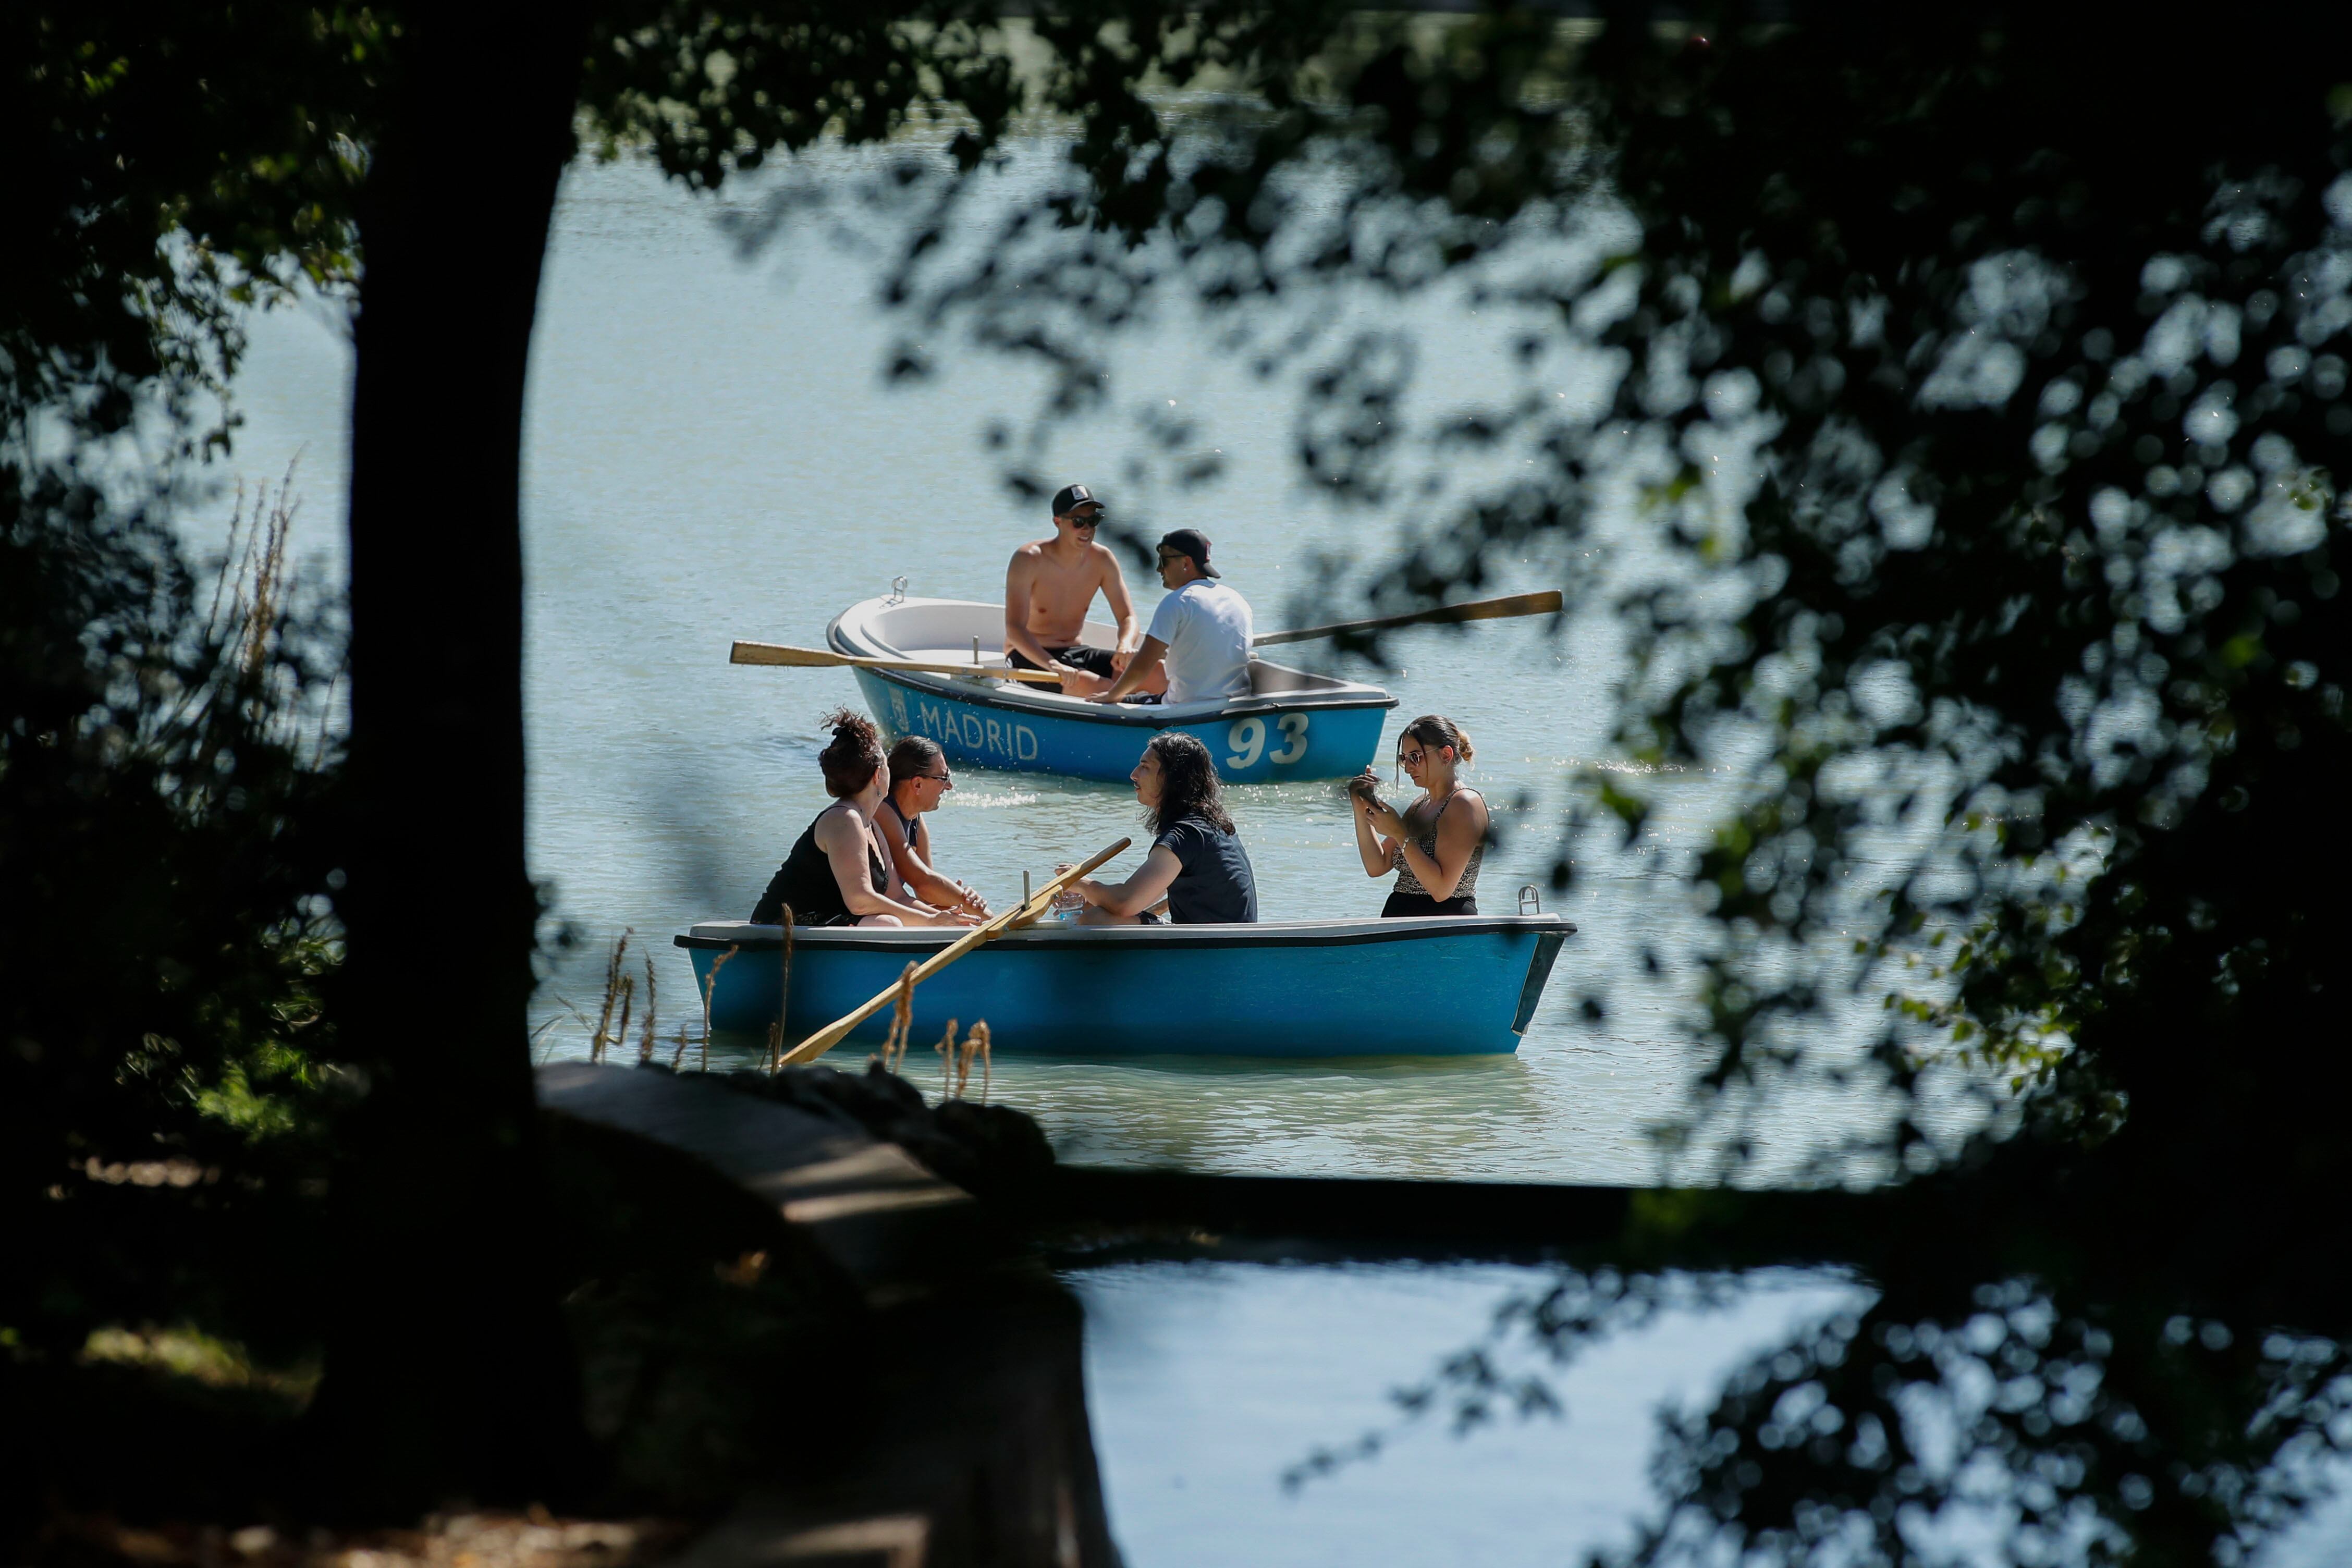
[779, 836, 1134, 1065]
[731, 640, 1065, 684]
[1251, 590, 1564, 648]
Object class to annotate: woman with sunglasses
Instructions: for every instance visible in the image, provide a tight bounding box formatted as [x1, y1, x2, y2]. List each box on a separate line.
[877, 736, 989, 918]
[1346, 715, 1488, 916]
[751, 711, 982, 929]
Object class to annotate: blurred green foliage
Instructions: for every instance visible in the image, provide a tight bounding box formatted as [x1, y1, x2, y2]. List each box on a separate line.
[1, 1, 383, 445]
[13, 0, 2352, 1549]
[847, 3, 2352, 1191]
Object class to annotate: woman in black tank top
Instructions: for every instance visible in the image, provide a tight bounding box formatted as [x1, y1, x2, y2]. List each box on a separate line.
[751, 712, 984, 930]
[1346, 714, 1489, 916]
[751, 816, 889, 926]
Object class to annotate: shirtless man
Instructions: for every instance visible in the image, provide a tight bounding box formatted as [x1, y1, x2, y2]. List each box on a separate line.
[1002, 484, 1168, 699]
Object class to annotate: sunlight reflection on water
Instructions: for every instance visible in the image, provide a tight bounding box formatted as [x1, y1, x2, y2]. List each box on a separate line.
[212, 149, 1989, 1185]
[1069, 1260, 1861, 1568]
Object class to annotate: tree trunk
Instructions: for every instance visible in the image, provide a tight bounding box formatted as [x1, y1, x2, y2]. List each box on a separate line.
[308, 4, 594, 1510]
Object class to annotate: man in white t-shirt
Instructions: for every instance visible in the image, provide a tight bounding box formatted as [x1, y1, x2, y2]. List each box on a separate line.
[1092, 529, 1254, 706]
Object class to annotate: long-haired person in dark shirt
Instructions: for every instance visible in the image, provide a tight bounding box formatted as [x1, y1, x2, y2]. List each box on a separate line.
[752, 710, 981, 928]
[1057, 731, 1258, 924]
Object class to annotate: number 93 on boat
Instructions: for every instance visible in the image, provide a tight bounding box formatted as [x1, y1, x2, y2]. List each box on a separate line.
[827, 596, 1395, 784]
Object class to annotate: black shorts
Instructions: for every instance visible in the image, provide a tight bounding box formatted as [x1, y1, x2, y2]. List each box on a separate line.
[1382, 890, 1477, 918]
[1008, 644, 1119, 691]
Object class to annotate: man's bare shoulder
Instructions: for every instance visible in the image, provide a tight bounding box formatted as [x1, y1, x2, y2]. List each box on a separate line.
[1084, 540, 1127, 578]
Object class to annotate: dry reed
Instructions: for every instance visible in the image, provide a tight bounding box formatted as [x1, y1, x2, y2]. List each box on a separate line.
[695, 945, 740, 1070]
[234, 473, 292, 687]
[922, 1021, 990, 1101]
[881, 961, 917, 1069]
[609, 975, 635, 1067]
[591, 929, 634, 1063]
[924, 1018, 959, 1082]
[204, 458, 299, 691]
[637, 949, 657, 1062]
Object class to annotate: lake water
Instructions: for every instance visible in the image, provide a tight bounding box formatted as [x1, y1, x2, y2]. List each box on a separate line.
[204, 147, 2352, 1565]
[1072, 1261, 1864, 1567]
[219, 149, 1964, 1190]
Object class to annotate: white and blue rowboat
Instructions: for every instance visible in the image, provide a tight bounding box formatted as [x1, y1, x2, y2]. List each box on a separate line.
[827, 595, 1397, 783]
[678, 915, 1574, 1058]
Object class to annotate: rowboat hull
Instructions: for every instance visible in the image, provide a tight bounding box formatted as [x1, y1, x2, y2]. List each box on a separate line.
[851, 667, 1391, 787]
[828, 596, 1397, 783]
[677, 916, 1572, 1058]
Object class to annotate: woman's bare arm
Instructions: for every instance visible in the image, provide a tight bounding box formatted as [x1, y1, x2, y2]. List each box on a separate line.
[818, 810, 972, 925]
[1349, 782, 1401, 877]
[1076, 844, 1183, 916]
[884, 818, 978, 910]
[1392, 790, 1488, 901]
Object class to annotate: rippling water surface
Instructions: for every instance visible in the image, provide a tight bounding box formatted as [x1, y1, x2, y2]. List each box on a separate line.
[1069, 1261, 1860, 1567]
[217, 150, 1965, 1185]
[206, 146, 2352, 1565]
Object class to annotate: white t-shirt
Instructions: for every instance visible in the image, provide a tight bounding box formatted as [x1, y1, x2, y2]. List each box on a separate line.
[1146, 580, 1254, 705]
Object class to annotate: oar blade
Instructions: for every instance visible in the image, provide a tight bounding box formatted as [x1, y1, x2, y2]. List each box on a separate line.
[1438, 589, 1563, 623]
[732, 640, 1070, 683]
[1252, 589, 1564, 647]
[731, 640, 840, 667]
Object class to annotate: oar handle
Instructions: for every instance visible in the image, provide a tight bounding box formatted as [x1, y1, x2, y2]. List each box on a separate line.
[1251, 590, 1563, 648]
[779, 836, 1134, 1065]
[730, 640, 1065, 684]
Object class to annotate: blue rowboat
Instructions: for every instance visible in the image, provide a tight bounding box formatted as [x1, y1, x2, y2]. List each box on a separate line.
[676, 915, 1573, 1058]
[827, 595, 1396, 783]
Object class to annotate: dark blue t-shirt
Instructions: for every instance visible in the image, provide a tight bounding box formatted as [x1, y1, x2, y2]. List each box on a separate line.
[1154, 816, 1258, 924]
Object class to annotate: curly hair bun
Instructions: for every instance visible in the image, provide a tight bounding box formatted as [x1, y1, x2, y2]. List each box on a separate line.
[818, 707, 884, 797]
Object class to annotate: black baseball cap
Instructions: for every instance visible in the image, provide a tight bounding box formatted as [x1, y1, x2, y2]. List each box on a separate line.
[1051, 483, 1101, 517]
[1157, 528, 1220, 577]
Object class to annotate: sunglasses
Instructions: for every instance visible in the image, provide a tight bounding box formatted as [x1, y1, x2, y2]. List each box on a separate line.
[1069, 513, 1102, 529]
[917, 770, 952, 783]
[1398, 746, 1450, 768]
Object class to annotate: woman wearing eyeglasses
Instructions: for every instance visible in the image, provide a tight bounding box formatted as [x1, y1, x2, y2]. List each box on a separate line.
[877, 736, 990, 918]
[1346, 715, 1488, 916]
[750, 711, 982, 929]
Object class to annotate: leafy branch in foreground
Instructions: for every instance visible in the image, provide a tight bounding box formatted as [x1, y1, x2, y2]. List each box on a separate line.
[818, 8, 2352, 1183]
